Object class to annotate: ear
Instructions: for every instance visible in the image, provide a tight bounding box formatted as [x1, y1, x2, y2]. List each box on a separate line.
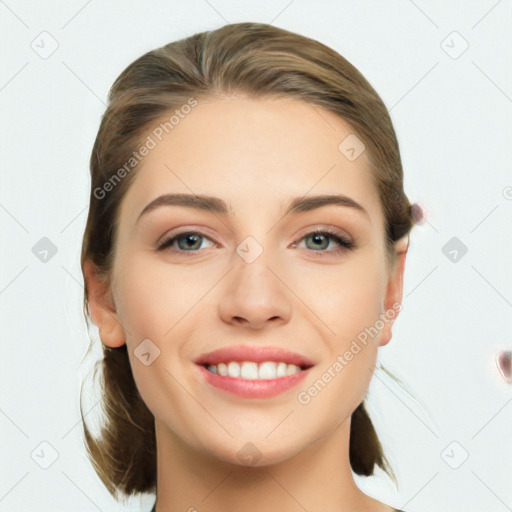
[378, 236, 408, 347]
[83, 260, 126, 348]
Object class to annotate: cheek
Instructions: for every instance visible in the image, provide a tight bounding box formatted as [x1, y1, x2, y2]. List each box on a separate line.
[298, 262, 385, 419]
[114, 253, 207, 340]
[114, 254, 200, 424]
[301, 251, 388, 343]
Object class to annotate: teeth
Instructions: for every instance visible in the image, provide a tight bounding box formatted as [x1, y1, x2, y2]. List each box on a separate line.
[206, 361, 303, 379]
[258, 361, 277, 379]
[276, 362, 287, 377]
[286, 363, 299, 376]
[240, 362, 258, 379]
[227, 361, 241, 378]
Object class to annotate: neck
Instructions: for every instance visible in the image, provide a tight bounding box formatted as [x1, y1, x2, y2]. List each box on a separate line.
[153, 417, 387, 512]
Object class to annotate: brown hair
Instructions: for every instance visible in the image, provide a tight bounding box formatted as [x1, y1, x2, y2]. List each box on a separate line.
[80, 21, 415, 501]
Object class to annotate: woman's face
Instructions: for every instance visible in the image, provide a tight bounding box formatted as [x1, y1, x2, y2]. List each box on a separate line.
[87, 96, 406, 466]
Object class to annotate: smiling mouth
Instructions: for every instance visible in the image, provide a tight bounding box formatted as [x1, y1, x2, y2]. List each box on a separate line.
[201, 361, 313, 380]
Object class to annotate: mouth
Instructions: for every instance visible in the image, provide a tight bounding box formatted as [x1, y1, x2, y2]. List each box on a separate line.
[200, 361, 312, 379]
[194, 345, 315, 398]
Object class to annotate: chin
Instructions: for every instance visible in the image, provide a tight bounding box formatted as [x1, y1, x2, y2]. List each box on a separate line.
[201, 434, 307, 470]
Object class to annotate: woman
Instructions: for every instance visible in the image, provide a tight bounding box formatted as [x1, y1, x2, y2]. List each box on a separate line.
[80, 22, 415, 512]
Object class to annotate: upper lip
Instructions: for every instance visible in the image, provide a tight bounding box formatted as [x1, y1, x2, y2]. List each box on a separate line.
[195, 345, 315, 368]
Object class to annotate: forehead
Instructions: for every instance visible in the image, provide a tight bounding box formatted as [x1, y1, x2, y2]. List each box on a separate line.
[118, 96, 382, 228]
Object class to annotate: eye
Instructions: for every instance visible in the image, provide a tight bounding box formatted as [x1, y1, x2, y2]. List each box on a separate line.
[292, 228, 355, 256]
[156, 227, 355, 256]
[157, 230, 216, 252]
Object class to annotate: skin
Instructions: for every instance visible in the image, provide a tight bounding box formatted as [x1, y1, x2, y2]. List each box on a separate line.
[84, 96, 408, 512]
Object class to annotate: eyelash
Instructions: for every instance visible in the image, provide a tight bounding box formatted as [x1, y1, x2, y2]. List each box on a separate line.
[156, 227, 355, 257]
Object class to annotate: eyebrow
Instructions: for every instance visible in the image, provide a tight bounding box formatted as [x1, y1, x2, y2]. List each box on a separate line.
[135, 192, 369, 224]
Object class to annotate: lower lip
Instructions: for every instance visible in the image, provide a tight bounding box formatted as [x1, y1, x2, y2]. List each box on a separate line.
[196, 365, 311, 398]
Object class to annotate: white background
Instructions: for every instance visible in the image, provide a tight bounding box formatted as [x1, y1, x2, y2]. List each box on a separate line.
[1, 1, 511, 511]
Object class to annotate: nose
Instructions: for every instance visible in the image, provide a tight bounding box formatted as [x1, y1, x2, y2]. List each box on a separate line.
[217, 252, 292, 330]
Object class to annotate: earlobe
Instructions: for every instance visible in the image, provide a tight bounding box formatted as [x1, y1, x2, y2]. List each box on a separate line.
[379, 237, 408, 347]
[83, 260, 126, 348]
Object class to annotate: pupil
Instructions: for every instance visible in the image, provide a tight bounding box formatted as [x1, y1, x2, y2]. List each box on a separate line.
[181, 234, 200, 250]
[310, 234, 326, 249]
